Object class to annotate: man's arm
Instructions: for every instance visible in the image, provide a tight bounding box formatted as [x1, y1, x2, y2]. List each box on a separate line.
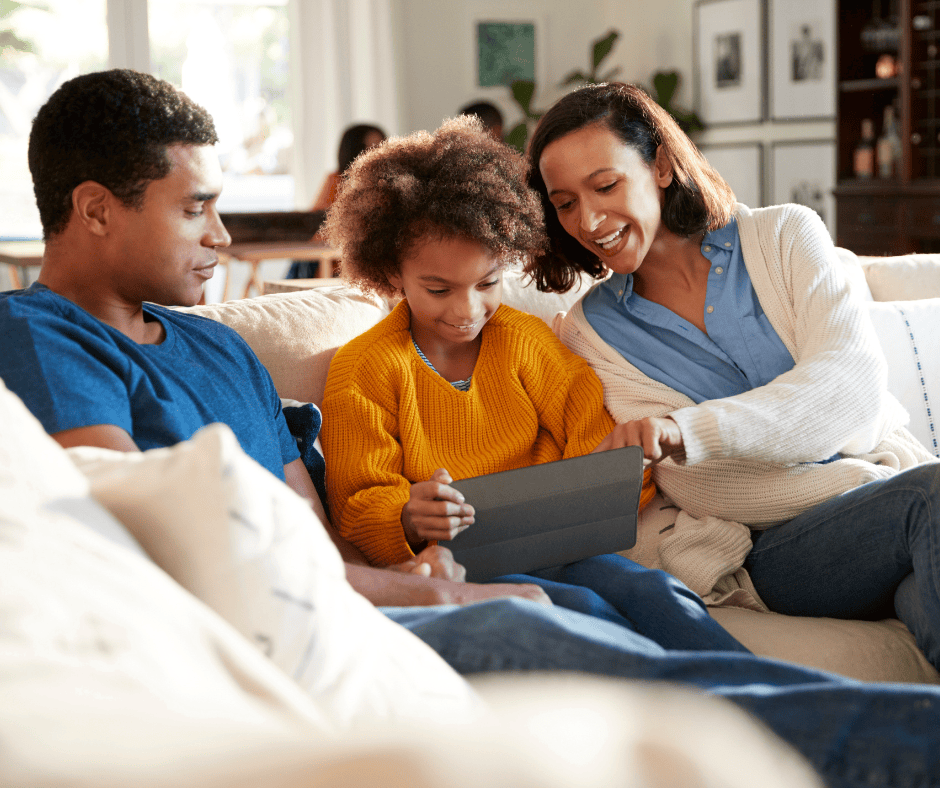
[283, 458, 551, 608]
[52, 423, 139, 452]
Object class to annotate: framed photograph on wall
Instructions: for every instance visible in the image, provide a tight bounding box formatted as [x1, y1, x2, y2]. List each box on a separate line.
[698, 143, 764, 208]
[694, 0, 765, 126]
[769, 0, 836, 120]
[771, 140, 836, 237]
[475, 20, 536, 87]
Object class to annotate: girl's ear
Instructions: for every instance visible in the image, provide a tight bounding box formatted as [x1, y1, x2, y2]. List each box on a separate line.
[653, 146, 674, 189]
[387, 271, 403, 291]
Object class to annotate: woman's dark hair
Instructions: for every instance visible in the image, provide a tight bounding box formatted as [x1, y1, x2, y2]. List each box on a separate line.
[525, 82, 736, 292]
[337, 124, 387, 173]
[28, 68, 218, 239]
[322, 115, 547, 298]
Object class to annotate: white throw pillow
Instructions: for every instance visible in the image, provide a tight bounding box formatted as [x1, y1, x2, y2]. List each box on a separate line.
[68, 425, 481, 727]
[865, 298, 940, 457]
[859, 254, 940, 301]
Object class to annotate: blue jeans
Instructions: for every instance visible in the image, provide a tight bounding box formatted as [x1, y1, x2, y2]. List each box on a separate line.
[495, 553, 749, 653]
[384, 598, 940, 788]
[746, 464, 940, 669]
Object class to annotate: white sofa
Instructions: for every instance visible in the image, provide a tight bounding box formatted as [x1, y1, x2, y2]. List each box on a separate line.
[184, 247, 940, 685]
[0, 247, 937, 787]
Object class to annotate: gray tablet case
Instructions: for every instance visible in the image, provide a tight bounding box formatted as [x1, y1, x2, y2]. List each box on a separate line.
[448, 445, 644, 582]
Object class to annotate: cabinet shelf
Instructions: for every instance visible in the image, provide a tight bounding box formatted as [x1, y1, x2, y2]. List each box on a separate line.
[837, 0, 940, 254]
[840, 78, 901, 92]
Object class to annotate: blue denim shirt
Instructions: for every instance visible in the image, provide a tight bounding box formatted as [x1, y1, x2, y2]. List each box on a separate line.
[582, 220, 795, 403]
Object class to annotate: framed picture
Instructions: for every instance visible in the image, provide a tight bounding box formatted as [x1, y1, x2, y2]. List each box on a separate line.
[698, 143, 764, 208]
[769, 0, 836, 121]
[771, 140, 836, 236]
[694, 0, 765, 126]
[475, 20, 536, 87]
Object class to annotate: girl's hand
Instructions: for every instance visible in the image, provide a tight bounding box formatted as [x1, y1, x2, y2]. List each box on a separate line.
[402, 468, 475, 546]
[592, 417, 686, 464]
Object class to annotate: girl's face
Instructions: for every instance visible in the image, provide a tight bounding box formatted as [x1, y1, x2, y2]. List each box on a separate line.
[388, 235, 503, 348]
[538, 123, 673, 276]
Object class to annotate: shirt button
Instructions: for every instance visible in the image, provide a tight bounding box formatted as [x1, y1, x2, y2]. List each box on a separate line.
[724, 242, 732, 248]
[706, 305, 714, 314]
[618, 289, 624, 297]
[703, 245, 712, 252]
[715, 266, 724, 275]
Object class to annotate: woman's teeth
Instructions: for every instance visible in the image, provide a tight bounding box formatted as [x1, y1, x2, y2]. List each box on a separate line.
[595, 227, 626, 250]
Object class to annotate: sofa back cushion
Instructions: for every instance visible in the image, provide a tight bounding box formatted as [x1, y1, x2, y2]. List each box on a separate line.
[184, 269, 591, 406]
[182, 286, 391, 406]
[858, 253, 940, 301]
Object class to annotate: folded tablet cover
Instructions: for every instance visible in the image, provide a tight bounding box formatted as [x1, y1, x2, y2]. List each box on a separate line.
[448, 445, 644, 582]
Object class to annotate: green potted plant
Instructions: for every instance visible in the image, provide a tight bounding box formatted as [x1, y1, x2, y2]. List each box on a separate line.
[504, 29, 703, 152]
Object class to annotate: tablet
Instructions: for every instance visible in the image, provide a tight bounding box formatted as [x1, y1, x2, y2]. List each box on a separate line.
[447, 445, 644, 582]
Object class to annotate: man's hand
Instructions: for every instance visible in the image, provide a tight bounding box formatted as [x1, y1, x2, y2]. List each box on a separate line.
[392, 544, 467, 582]
[592, 416, 686, 464]
[401, 468, 474, 546]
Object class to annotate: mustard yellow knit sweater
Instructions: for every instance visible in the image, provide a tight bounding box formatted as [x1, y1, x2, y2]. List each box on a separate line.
[321, 300, 653, 566]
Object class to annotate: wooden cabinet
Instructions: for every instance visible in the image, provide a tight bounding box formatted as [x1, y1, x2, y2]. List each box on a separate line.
[835, 0, 940, 254]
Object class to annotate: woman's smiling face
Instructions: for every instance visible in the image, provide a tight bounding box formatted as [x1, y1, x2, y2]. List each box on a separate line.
[538, 122, 673, 276]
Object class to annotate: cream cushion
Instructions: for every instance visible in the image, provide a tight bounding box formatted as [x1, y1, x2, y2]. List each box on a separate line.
[182, 285, 391, 406]
[859, 253, 940, 301]
[67, 425, 482, 727]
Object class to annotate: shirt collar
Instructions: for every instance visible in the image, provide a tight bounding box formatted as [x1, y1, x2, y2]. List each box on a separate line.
[601, 271, 634, 305]
[597, 217, 739, 305]
[701, 218, 738, 259]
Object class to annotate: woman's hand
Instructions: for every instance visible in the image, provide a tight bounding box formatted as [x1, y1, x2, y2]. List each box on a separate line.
[401, 468, 475, 546]
[592, 416, 686, 464]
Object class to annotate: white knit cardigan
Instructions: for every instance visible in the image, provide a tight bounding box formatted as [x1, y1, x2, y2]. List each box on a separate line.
[558, 203, 935, 607]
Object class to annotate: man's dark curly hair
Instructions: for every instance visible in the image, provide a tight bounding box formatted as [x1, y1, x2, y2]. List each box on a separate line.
[322, 115, 547, 297]
[28, 68, 218, 239]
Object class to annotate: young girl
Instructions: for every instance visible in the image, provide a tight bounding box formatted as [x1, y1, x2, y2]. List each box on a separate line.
[318, 116, 748, 654]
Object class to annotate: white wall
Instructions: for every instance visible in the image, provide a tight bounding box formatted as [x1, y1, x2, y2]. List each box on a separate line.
[394, 0, 836, 214]
[396, 0, 606, 134]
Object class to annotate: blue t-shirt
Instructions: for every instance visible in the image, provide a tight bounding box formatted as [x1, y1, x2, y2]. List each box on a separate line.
[0, 283, 298, 480]
[583, 219, 795, 403]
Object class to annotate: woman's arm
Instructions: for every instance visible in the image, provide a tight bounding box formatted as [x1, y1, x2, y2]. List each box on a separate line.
[668, 206, 903, 466]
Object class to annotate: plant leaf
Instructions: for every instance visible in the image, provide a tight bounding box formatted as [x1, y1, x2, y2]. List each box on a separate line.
[511, 79, 536, 114]
[592, 30, 619, 70]
[560, 69, 589, 86]
[652, 71, 679, 109]
[506, 122, 528, 153]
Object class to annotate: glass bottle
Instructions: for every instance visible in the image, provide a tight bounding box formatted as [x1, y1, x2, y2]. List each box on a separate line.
[876, 105, 901, 178]
[854, 119, 875, 179]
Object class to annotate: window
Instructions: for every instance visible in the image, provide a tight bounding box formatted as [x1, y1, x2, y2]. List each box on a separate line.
[148, 0, 294, 212]
[0, 0, 108, 239]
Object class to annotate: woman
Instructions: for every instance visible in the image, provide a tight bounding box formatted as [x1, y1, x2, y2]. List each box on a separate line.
[286, 123, 386, 279]
[310, 123, 387, 212]
[525, 82, 940, 668]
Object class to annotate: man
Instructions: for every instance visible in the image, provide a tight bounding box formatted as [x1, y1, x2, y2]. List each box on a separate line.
[458, 100, 504, 142]
[3, 70, 940, 788]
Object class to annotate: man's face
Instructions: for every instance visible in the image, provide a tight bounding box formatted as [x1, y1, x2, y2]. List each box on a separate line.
[111, 143, 230, 307]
